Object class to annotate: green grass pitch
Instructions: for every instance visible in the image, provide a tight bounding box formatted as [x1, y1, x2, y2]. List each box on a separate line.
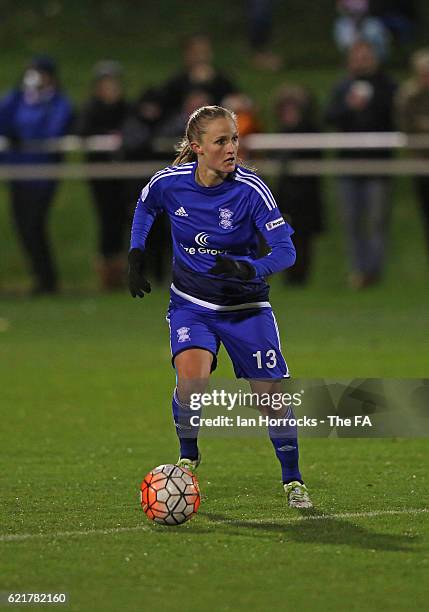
[0, 5, 428, 602]
[0, 284, 428, 612]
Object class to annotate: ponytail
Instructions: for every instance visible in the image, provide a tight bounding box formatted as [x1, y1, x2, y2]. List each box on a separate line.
[172, 139, 197, 166]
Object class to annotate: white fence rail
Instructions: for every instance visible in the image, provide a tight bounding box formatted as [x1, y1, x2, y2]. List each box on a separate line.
[0, 132, 429, 179]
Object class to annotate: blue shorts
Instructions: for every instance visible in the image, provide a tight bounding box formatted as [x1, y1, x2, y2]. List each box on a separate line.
[166, 295, 289, 379]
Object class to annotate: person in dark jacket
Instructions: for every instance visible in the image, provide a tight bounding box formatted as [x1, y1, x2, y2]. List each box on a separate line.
[0, 55, 73, 294]
[325, 40, 397, 288]
[120, 86, 173, 285]
[274, 85, 325, 285]
[77, 60, 130, 290]
[158, 34, 237, 120]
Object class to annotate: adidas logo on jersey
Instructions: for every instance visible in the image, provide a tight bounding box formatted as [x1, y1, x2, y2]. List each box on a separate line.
[174, 207, 188, 217]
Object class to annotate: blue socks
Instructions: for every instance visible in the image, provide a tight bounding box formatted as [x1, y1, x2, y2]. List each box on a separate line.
[172, 389, 302, 482]
[268, 407, 302, 484]
[172, 388, 200, 461]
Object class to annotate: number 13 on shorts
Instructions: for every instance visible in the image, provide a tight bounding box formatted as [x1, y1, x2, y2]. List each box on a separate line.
[222, 309, 289, 379]
[252, 349, 277, 369]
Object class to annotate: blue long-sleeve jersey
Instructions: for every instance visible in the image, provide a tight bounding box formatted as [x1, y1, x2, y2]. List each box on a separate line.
[131, 162, 296, 308]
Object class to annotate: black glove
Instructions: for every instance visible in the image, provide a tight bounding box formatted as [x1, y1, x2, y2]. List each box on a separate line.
[128, 248, 152, 298]
[209, 255, 256, 281]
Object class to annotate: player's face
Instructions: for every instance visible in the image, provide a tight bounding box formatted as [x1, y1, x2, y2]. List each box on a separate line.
[195, 117, 239, 174]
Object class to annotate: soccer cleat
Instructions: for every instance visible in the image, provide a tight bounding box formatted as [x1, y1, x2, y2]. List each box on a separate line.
[176, 451, 201, 473]
[284, 481, 313, 508]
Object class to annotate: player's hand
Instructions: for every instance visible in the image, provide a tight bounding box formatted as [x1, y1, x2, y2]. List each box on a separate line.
[128, 248, 152, 298]
[209, 255, 256, 281]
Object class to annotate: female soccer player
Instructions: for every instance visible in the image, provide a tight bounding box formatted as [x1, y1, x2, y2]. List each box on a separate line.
[129, 106, 312, 508]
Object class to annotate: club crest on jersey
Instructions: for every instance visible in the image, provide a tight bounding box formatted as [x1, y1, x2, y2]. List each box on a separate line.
[219, 208, 234, 229]
[177, 326, 191, 343]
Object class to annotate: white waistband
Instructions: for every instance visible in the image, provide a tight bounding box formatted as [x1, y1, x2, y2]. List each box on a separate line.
[170, 283, 271, 312]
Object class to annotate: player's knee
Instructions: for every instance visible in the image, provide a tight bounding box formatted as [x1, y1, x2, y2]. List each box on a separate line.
[175, 350, 211, 405]
[175, 348, 213, 380]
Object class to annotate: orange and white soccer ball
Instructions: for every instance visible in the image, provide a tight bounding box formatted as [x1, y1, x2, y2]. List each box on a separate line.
[140, 464, 200, 525]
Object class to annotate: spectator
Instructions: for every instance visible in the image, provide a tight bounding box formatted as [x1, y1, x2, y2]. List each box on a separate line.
[247, 0, 282, 71]
[158, 34, 237, 120]
[395, 48, 429, 260]
[371, 0, 417, 43]
[121, 86, 166, 160]
[76, 60, 130, 291]
[273, 85, 325, 285]
[334, 0, 390, 61]
[222, 92, 262, 159]
[325, 40, 397, 288]
[121, 86, 180, 285]
[157, 89, 213, 137]
[0, 56, 73, 295]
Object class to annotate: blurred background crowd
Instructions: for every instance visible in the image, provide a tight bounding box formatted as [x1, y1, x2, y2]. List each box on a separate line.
[0, 0, 428, 295]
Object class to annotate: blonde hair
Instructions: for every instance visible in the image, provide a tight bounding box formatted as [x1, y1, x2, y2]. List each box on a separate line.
[173, 105, 238, 165]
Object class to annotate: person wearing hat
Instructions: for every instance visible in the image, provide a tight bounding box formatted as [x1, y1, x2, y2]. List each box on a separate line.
[0, 55, 73, 295]
[76, 60, 131, 291]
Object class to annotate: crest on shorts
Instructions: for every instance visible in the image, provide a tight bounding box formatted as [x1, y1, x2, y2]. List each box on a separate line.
[219, 208, 234, 229]
[177, 326, 191, 343]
